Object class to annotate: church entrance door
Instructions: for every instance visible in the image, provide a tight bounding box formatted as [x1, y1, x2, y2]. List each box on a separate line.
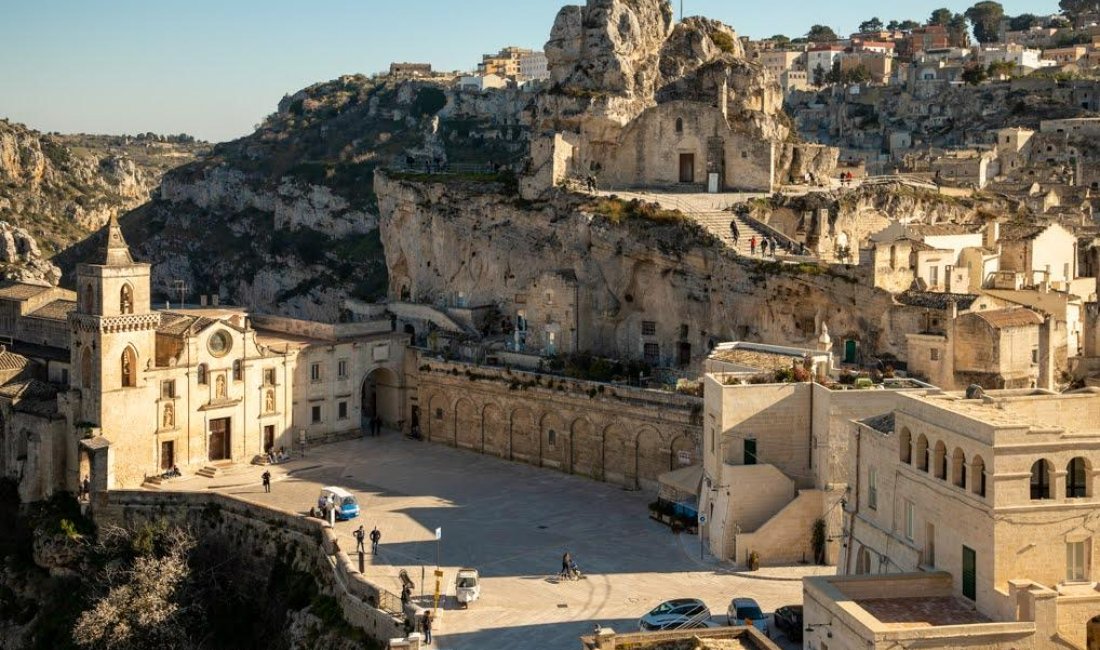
[679, 153, 695, 183]
[209, 418, 231, 461]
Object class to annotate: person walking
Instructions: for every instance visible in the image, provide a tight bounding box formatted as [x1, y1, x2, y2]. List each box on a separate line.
[561, 551, 572, 580]
[422, 609, 433, 644]
[749, 236, 757, 256]
[354, 525, 366, 554]
[80, 476, 91, 501]
[369, 526, 381, 554]
[261, 470, 271, 493]
[760, 238, 769, 257]
[729, 220, 740, 244]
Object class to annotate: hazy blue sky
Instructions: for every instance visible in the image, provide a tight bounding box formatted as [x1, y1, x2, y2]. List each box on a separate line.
[1, 0, 1059, 142]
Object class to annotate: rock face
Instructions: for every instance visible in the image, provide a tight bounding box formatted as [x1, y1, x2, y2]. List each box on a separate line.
[0, 221, 60, 285]
[376, 172, 911, 362]
[0, 119, 204, 257]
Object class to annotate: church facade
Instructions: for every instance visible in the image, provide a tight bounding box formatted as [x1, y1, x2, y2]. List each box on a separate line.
[0, 217, 407, 499]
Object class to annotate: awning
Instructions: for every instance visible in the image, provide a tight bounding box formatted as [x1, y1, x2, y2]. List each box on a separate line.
[658, 464, 703, 496]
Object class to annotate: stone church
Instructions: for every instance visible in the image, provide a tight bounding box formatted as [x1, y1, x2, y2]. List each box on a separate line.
[0, 217, 407, 500]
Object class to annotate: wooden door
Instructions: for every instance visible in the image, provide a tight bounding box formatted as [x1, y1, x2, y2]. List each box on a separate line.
[209, 418, 231, 461]
[962, 546, 976, 601]
[160, 441, 174, 471]
[264, 425, 275, 453]
[679, 153, 695, 183]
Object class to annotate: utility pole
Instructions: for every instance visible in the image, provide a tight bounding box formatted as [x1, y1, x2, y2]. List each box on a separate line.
[679, 0, 683, 22]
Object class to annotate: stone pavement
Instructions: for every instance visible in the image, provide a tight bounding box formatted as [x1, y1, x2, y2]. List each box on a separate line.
[162, 433, 829, 649]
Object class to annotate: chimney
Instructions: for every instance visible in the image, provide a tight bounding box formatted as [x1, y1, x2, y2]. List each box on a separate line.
[1038, 315, 1055, 391]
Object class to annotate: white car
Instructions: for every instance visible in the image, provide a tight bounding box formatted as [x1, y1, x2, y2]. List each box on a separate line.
[639, 598, 716, 631]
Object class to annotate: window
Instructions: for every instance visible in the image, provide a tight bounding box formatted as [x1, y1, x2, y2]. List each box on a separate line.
[1032, 348, 1039, 365]
[641, 321, 657, 336]
[740, 150, 748, 159]
[311, 405, 322, 424]
[899, 428, 912, 464]
[916, 435, 929, 471]
[972, 455, 987, 497]
[197, 364, 208, 385]
[161, 380, 176, 399]
[120, 284, 133, 315]
[310, 363, 321, 383]
[338, 401, 348, 420]
[868, 467, 878, 510]
[952, 448, 966, 488]
[232, 359, 242, 381]
[338, 359, 348, 379]
[120, 347, 136, 388]
[930, 349, 940, 361]
[1031, 459, 1052, 500]
[644, 343, 660, 364]
[904, 501, 915, 540]
[1067, 457, 1089, 498]
[435, 408, 443, 420]
[675, 117, 683, 133]
[929, 265, 939, 287]
[548, 429, 557, 450]
[924, 522, 936, 566]
[1067, 540, 1090, 582]
[263, 368, 276, 386]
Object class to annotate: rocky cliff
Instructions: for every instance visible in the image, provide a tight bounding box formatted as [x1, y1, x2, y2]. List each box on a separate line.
[376, 171, 910, 360]
[0, 119, 204, 258]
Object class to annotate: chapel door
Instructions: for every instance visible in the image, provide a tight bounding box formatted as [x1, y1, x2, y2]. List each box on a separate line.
[160, 441, 175, 471]
[264, 425, 275, 453]
[679, 153, 695, 183]
[209, 418, 231, 462]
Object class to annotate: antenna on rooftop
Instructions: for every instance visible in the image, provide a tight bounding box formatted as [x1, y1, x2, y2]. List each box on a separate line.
[171, 279, 188, 308]
[680, 0, 683, 22]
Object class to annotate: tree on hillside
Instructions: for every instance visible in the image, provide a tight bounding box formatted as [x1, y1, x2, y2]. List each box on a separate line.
[898, 20, 921, 30]
[807, 24, 839, 42]
[965, 1, 1005, 43]
[770, 34, 791, 45]
[1060, 0, 1100, 20]
[859, 17, 884, 33]
[930, 8, 954, 25]
[948, 14, 971, 47]
[1008, 13, 1042, 31]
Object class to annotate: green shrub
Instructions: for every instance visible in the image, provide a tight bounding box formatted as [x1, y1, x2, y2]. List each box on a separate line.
[711, 30, 737, 54]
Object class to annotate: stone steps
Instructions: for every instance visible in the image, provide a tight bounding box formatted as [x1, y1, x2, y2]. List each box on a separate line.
[196, 466, 219, 479]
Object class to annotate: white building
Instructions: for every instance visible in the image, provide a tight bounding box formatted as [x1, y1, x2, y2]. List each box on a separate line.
[518, 51, 549, 81]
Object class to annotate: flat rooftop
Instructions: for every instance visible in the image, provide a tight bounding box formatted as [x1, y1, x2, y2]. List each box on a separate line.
[856, 596, 990, 629]
[905, 388, 1100, 433]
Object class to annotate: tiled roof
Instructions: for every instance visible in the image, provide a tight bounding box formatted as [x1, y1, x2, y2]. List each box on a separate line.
[972, 308, 1043, 329]
[0, 379, 57, 402]
[0, 349, 30, 372]
[897, 291, 979, 310]
[27, 299, 77, 322]
[0, 282, 51, 301]
[157, 313, 217, 337]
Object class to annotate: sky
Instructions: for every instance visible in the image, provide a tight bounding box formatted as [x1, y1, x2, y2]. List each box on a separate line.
[0, 0, 1060, 143]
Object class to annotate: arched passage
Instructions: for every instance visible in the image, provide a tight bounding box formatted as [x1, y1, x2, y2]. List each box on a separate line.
[426, 393, 451, 444]
[510, 407, 537, 464]
[540, 412, 568, 470]
[454, 398, 478, 450]
[636, 425, 664, 492]
[603, 423, 635, 489]
[570, 417, 601, 480]
[361, 367, 401, 429]
[482, 403, 506, 457]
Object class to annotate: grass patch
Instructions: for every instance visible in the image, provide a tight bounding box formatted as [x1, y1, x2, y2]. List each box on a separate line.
[586, 197, 687, 225]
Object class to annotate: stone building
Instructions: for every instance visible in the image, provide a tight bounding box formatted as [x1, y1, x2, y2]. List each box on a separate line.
[0, 217, 407, 499]
[805, 388, 1100, 650]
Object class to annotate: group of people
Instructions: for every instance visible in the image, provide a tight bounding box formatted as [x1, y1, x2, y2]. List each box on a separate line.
[729, 222, 811, 258]
[365, 415, 384, 437]
[839, 171, 856, 186]
[353, 524, 382, 554]
[266, 447, 291, 464]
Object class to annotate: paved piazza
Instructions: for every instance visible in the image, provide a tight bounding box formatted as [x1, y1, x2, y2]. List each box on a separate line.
[184, 433, 827, 649]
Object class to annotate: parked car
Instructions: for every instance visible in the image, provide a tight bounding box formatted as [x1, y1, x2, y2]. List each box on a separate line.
[727, 597, 769, 636]
[318, 486, 360, 520]
[773, 605, 803, 641]
[639, 598, 714, 631]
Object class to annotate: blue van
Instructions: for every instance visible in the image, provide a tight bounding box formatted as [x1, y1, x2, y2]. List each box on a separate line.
[319, 486, 360, 520]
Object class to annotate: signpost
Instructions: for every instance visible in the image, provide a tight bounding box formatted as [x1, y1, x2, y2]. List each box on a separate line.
[698, 513, 707, 560]
[433, 527, 443, 611]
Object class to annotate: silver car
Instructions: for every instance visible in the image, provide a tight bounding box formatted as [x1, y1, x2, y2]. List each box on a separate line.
[639, 598, 714, 631]
[727, 597, 769, 636]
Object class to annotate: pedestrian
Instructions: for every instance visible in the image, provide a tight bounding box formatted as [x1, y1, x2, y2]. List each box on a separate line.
[760, 238, 769, 257]
[750, 236, 757, 256]
[370, 526, 381, 554]
[81, 475, 90, 500]
[422, 609, 433, 644]
[561, 551, 572, 580]
[261, 470, 271, 493]
[729, 220, 740, 243]
[354, 525, 366, 554]
[401, 583, 412, 608]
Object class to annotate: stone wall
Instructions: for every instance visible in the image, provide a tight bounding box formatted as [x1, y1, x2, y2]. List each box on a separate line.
[408, 355, 701, 492]
[94, 490, 407, 646]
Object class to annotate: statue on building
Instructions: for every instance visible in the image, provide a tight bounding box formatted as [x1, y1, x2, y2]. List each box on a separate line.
[163, 403, 174, 429]
[215, 374, 227, 400]
[264, 389, 275, 414]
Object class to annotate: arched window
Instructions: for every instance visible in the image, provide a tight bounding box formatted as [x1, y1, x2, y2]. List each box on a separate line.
[120, 347, 136, 388]
[232, 359, 242, 381]
[80, 347, 92, 389]
[1030, 459, 1052, 500]
[933, 441, 947, 480]
[83, 284, 94, 314]
[1067, 457, 1090, 498]
[971, 455, 986, 497]
[197, 364, 208, 385]
[952, 448, 967, 488]
[548, 429, 557, 449]
[119, 284, 133, 315]
[855, 546, 872, 575]
[675, 117, 684, 133]
[916, 435, 929, 471]
[899, 428, 912, 464]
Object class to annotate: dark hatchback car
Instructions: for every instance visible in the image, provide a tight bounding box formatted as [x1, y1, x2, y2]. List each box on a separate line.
[773, 604, 803, 641]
